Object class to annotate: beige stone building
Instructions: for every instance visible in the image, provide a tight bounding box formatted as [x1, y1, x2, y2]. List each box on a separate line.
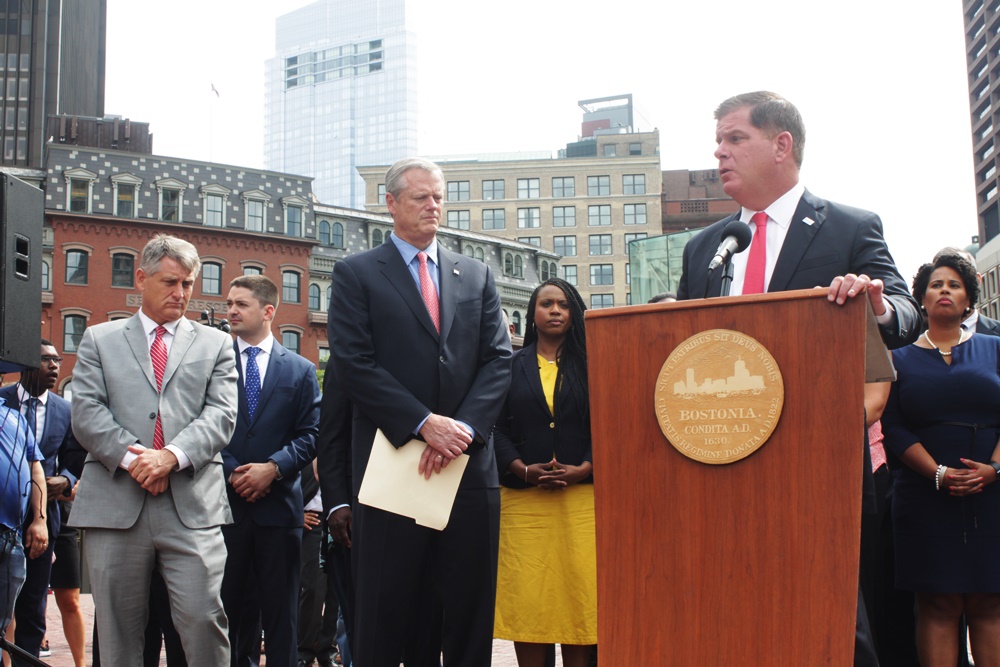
[358, 128, 661, 310]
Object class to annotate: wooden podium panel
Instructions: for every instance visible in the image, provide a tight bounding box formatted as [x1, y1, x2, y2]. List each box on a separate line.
[586, 289, 867, 666]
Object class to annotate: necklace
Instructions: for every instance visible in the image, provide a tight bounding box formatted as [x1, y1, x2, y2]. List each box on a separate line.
[923, 329, 968, 357]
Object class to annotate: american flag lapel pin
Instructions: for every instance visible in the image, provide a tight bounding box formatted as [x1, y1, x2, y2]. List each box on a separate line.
[803, 216, 816, 226]
[453, 268, 460, 275]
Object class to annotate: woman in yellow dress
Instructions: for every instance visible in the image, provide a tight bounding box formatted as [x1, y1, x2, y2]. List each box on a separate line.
[493, 278, 597, 667]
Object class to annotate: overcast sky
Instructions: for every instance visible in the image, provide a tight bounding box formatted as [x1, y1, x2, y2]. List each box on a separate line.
[105, 0, 975, 282]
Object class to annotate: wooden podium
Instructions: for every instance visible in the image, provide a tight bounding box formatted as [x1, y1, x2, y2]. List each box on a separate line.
[586, 289, 872, 665]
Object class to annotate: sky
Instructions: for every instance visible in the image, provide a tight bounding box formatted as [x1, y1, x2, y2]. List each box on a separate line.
[105, 0, 976, 282]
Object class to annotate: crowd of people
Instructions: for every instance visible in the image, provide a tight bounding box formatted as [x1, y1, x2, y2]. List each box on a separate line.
[0, 90, 995, 667]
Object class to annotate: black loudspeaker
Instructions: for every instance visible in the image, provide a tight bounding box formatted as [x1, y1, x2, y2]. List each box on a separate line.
[0, 173, 41, 373]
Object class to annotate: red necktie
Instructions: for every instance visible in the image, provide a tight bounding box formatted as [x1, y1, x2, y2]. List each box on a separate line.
[742, 212, 769, 295]
[418, 252, 440, 332]
[151, 325, 168, 450]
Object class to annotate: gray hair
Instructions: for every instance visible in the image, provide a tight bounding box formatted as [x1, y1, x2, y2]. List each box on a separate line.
[715, 91, 806, 167]
[385, 157, 443, 197]
[140, 234, 201, 278]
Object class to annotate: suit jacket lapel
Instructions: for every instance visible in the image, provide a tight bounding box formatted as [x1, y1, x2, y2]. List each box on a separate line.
[233, 341, 250, 427]
[519, 344, 551, 417]
[378, 243, 439, 339]
[161, 318, 195, 389]
[768, 189, 826, 292]
[123, 314, 157, 391]
[438, 247, 461, 342]
[253, 343, 285, 426]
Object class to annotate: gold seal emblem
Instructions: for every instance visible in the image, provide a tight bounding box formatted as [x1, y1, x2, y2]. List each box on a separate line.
[654, 329, 784, 465]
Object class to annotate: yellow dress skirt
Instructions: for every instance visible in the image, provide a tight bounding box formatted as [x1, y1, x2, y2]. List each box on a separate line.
[493, 483, 598, 644]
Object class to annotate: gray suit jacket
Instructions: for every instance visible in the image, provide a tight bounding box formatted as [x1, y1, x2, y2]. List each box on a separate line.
[69, 313, 238, 530]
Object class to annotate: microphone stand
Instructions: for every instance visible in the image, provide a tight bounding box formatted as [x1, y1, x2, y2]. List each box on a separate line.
[0, 637, 50, 666]
[720, 259, 736, 297]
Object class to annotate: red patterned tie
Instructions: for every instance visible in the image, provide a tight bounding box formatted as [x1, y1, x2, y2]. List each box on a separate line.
[151, 325, 168, 450]
[418, 252, 440, 332]
[742, 211, 769, 295]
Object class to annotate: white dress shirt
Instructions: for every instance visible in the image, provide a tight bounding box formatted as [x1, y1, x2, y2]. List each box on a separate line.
[728, 183, 805, 296]
[16, 384, 47, 444]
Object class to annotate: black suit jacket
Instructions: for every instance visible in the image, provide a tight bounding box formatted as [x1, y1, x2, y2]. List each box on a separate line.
[677, 189, 920, 350]
[493, 343, 592, 489]
[328, 240, 512, 495]
[977, 314, 1000, 337]
[316, 365, 353, 514]
[221, 340, 320, 528]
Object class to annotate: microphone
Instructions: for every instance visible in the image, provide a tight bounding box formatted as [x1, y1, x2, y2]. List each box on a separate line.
[707, 220, 753, 272]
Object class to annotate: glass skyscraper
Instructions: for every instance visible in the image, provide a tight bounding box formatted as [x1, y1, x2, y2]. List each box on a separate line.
[264, 0, 417, 208]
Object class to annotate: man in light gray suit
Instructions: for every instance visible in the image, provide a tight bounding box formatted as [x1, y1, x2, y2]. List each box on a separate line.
[70, 234, 239, 664]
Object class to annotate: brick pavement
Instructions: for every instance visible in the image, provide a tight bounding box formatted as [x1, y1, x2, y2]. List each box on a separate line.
[35, 594, 535, 667]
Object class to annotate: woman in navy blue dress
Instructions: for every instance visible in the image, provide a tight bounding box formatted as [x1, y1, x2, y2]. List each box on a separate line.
[882, 253, 1000, 667]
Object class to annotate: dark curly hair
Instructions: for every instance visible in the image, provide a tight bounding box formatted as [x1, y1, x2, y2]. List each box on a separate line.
[523, 278, 588, 418]
[911, 253, 979, 314]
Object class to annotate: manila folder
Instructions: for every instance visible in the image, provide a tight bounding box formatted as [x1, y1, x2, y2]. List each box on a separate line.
[357, 429, 469, 531]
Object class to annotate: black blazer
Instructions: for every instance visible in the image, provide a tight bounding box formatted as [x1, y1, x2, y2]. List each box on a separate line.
[317, 365, 353, 514]
[329, 241, 513, 494]
[677, 189, 920, 351]
[493, 343, 592, 490]
[978, 314, 1000, 337]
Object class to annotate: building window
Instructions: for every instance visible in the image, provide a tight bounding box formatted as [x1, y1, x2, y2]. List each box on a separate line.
[590, 234, 612, 256]
[552, 177, 575, 198]
[588, 176, 610, 196]
[202, 262, 222, 295]
[624, 232, 648, 247]
[245, 198, 265, 232]
[332, 221, 344, 247]
[554, 236, 577, 257]
[563, 265, 578, 286]
[629, 142, 641, 156]
[591, 294, 614, 309]
[447, 181, 470, 201]
[318, 347, 330, 371]
[517, 207, 540, 229]
[63, 315, 86, 353]
[588, 205, 611, 226]
[517, 178, 540, 199]
[377, 184, 386, 205]
[69, 179, 90, 213]
[243, 266, 262, 276]
[204, 194, 225, 227]
[504, 253, 514, 276]
[626, 262, 631, 285]
[65, 250, 88, 285]
[474, 248, 484, 261]
[541, 261, 554, 281]
[511, 312, 522, 336]
[483, 209, 505, 230]
[319, 220, 331, 245]
[112, 253, 134, 288]
[463, 246, 474, 258]
[518, 237, 541, 247]
[282, 331, 300, 354]
[483, 179, 504, 200]
[603, 144, 616, 157]
[447, 210, 470, 230]
[623, 174, 646, 195]
[308, 283, 321, 310]
[116, 183, 136, 217]
[286, 205, 303, 237]
[624, 203, 647, 225]
[514, 255, 524, 278]
[41, 260, 49, 291]
[372, 228, 384, 246]
[161, 189, 181, 222]
[553, 206, 576, 227]
[283, 271, 301, 303]
[590, 264, 614, 285]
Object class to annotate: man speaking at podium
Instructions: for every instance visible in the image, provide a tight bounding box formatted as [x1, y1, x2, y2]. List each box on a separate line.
[676, 91, 920, 667]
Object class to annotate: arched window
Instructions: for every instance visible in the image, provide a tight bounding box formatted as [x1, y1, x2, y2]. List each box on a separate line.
[326, 285, 332, 308]
[514, 255, 523, 278]
[475, 248, 484, 262]
[41, 260, 49, 291]
[504, 253, 513, 276]
[511, 311, 522, 336]
[372, 229, 383, 247]
[319, 220, 331, 246]
[332, 222, 344, 248]
[308, 283, 321, 310]
[463, 246, 474, 258]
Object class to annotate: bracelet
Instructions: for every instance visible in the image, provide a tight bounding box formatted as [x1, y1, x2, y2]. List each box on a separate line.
[524, 464, 529, 483]
[935, 464, 947, 491]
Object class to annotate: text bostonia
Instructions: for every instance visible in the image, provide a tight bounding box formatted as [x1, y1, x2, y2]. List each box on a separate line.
[677, 408, 758, 421]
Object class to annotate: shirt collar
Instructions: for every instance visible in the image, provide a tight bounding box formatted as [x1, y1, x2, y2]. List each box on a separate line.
[962, 310, 980, 331]
[390, 233, 439, 268]
[137, 309, 183, 339]
[16, 384, 47, 406]
[237, 333, 274, 356]
[740, 182, 805, 230]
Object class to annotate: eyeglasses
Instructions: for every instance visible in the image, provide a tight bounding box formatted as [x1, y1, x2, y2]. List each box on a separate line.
[40, 356, 63, 365]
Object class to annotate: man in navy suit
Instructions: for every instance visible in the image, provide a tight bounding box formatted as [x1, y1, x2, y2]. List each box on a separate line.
[329, 157, 512, 667]
[1, 339, 84, 663]
[221, 275, 320, 667]
[677, 92, 921, 667]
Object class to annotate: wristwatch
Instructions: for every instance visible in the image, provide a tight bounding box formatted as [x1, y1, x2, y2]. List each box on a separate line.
[989, 461, 1000, 479]
[270, 460, 283, 480]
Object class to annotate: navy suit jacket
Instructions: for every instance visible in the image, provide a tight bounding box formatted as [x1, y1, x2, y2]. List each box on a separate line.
[329, 240, 512, 496]
[977, 314, 1000, 337]
[677, 189, 921, 350]
[316, 365, 353, 514]
[221, 339, 320, 528]
[0, 385, 84, 533]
